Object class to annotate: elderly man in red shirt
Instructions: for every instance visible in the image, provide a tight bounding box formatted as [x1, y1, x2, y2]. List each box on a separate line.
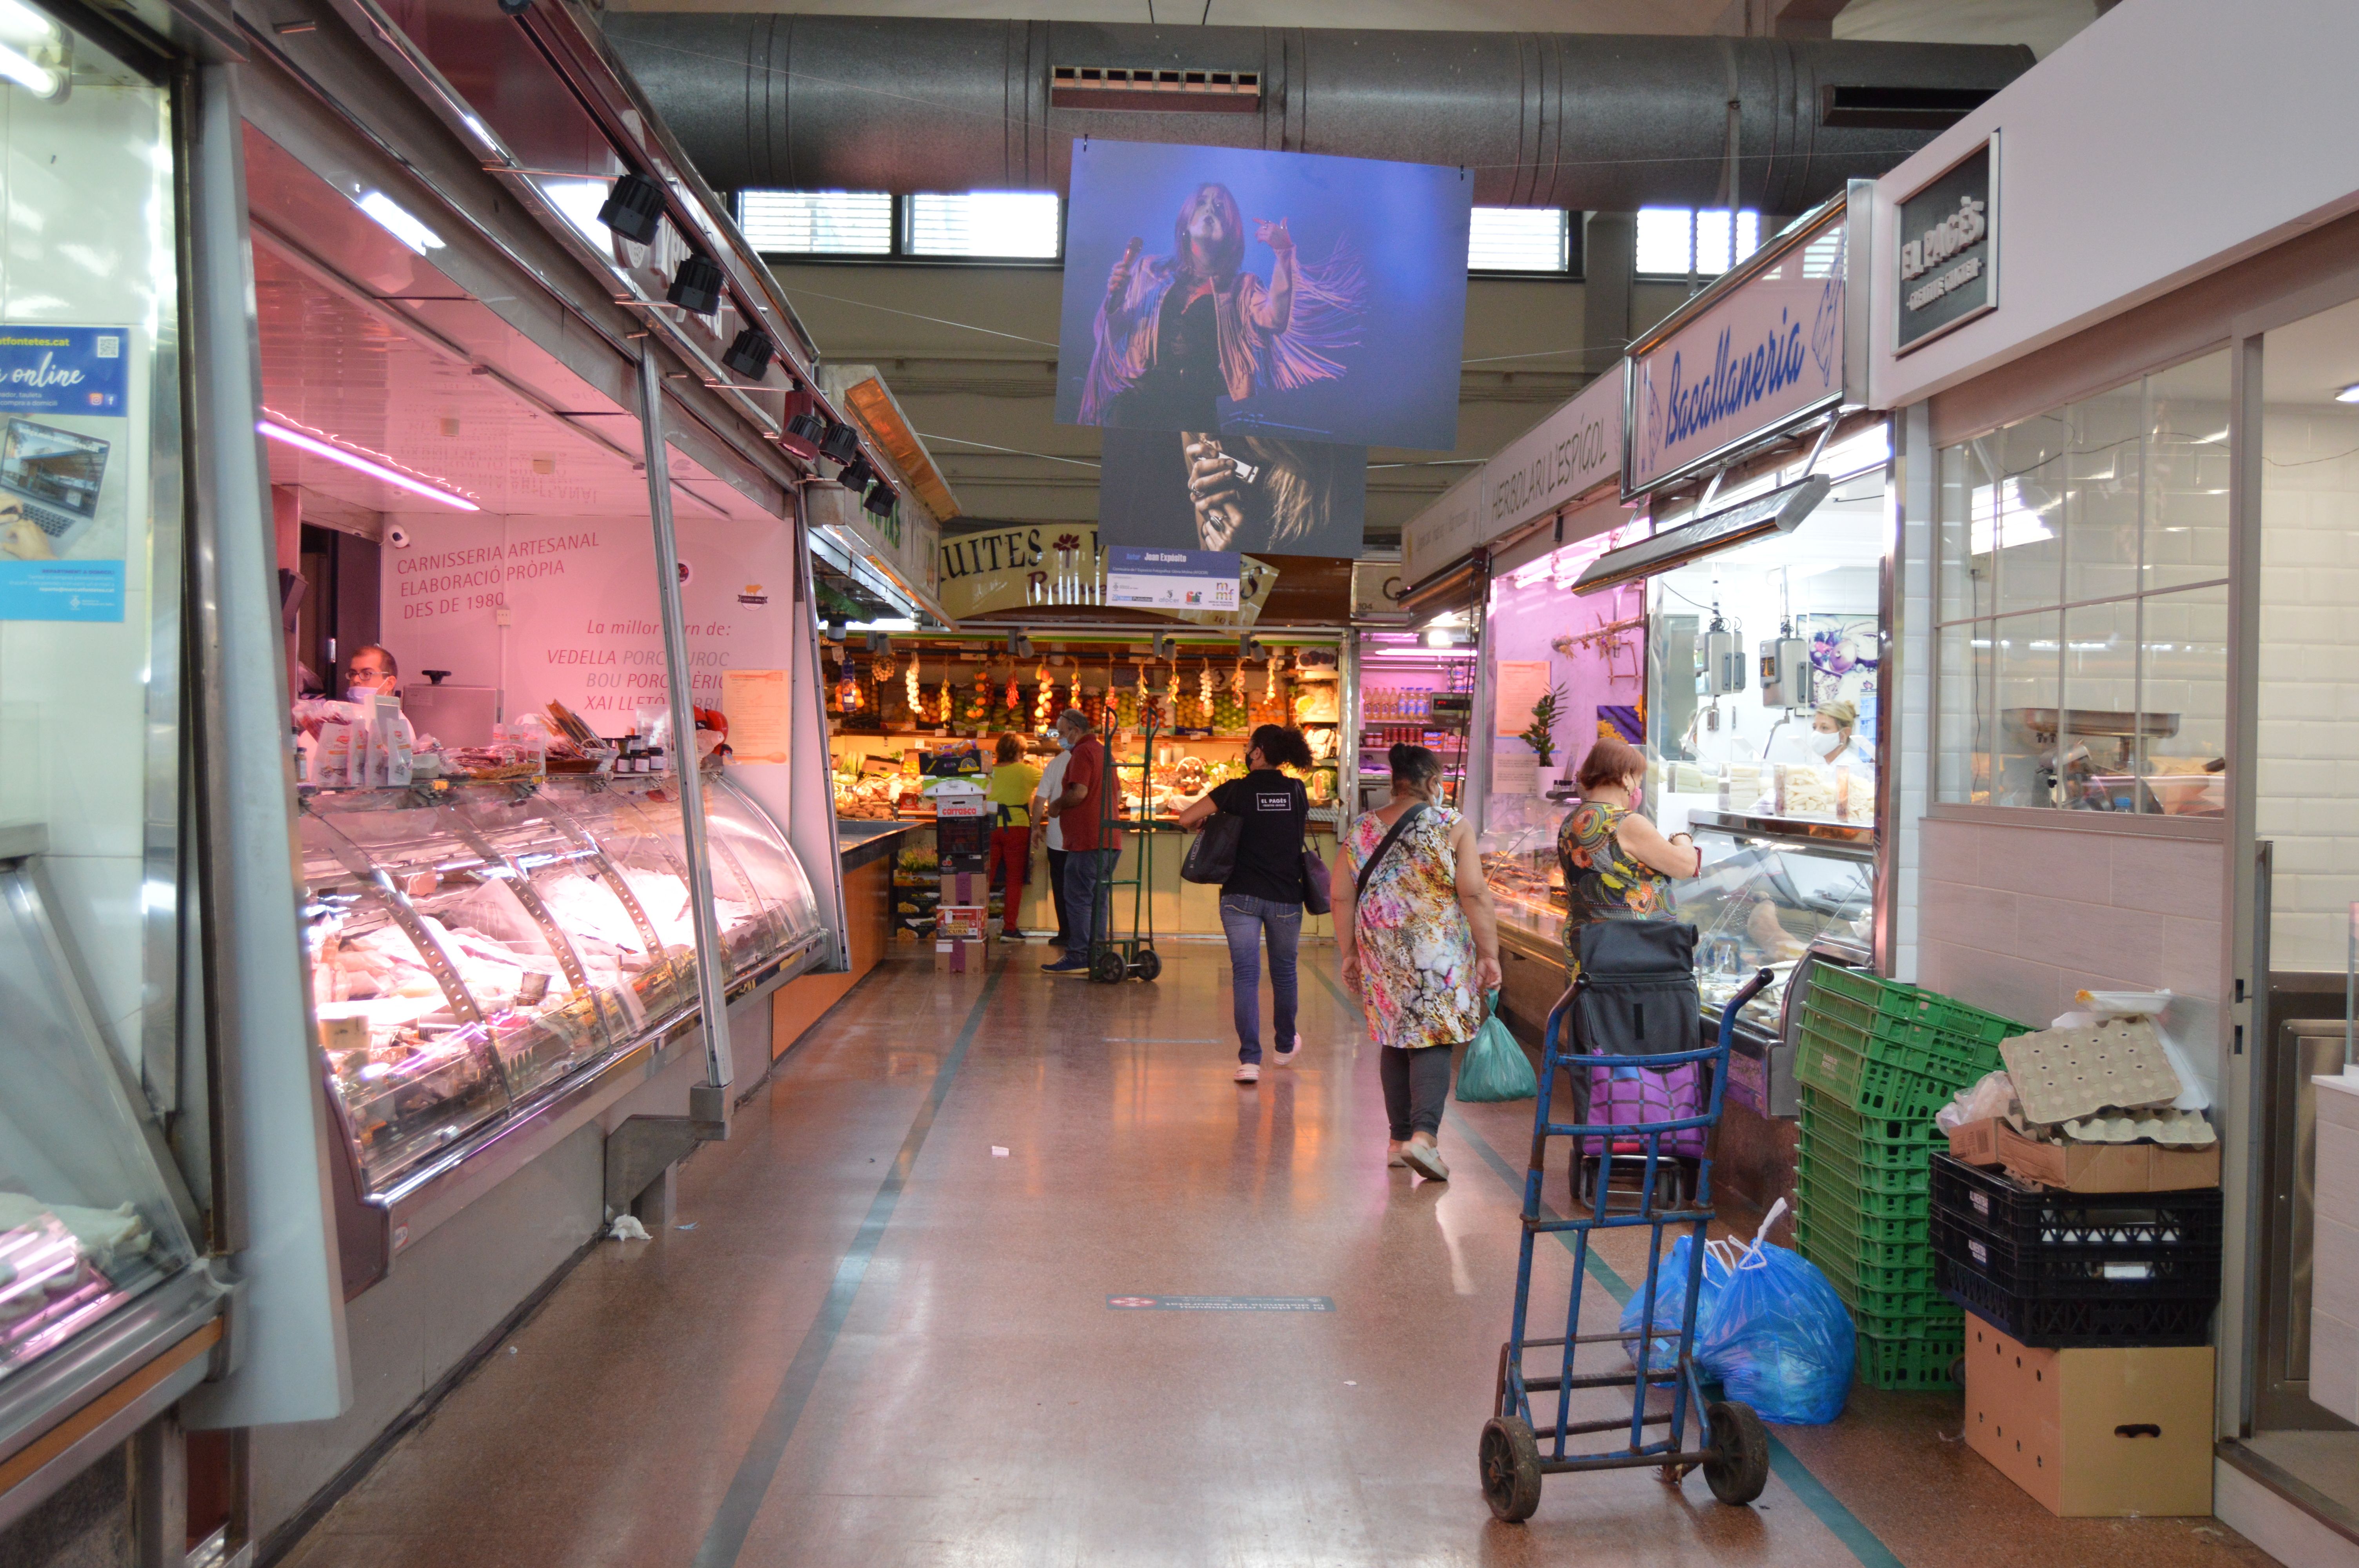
[1040, 706, 1121, 974]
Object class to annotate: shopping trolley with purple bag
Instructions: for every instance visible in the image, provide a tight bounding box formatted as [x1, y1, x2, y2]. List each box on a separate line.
[1479, 916, 1776, 1521]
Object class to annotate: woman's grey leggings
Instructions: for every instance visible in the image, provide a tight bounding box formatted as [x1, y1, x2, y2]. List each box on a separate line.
[1381, 1044, 1454, 1141]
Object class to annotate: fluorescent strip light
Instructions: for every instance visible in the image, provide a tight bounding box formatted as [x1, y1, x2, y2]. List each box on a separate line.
[0, 38, 56, 94]
[258, 419, 480, 511]
[358, 191, 444, 256]
[2337, 383, 2359, 405]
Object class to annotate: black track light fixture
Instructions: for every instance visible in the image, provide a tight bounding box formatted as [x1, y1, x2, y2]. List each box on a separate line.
[722, 327, 774, 379]
[838, 456, 877, 495]
[596, 172, 664, 245]
[667, 254, 725, 316]
[780, 410, 826, 461]
[862, 479, 898, 517]
[818, 421, 861, 466]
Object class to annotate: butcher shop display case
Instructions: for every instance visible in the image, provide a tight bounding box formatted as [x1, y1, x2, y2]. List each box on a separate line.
[300, 774, 822, 1193]
[1479, 789, 1578, 954]
[0, 829, 211, 1392]
[1684, 810, 1875, 1050]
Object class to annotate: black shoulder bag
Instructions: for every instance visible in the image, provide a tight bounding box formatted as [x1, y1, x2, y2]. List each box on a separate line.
[1181, 811, 1243, 885]
[1353, 804, 1428, 897]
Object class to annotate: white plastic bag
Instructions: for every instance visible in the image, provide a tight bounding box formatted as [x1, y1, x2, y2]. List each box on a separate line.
[1936, 1068, 2017, 1134]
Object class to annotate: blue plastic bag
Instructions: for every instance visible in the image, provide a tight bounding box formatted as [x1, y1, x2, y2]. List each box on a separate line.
[1456, 991, 1538, 1103]
[1617, 1234, 1728, 1367]
[1694, 1215, 1855, 1425]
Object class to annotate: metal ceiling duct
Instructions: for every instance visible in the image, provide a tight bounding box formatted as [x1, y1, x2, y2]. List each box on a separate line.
[600, 16, 2030, 211]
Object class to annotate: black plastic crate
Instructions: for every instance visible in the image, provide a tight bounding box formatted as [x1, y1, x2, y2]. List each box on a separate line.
[1935, 1253, 2216, 1347]
[1928, 1152, 2223, 1250]
[1930, 1211, 2221, 1299]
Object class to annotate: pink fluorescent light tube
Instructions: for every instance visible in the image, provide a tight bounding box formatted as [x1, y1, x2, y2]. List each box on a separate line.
[258, 419, 481, 512]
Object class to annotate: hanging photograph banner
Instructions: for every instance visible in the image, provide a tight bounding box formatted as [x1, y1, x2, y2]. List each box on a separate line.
[1895, 134, 1997, 355]
[1056, 140, 1472, 452]
[0, 326, 133, 621]
[1098, 426, 1365, 558]
[1624, 207, 1848, 497]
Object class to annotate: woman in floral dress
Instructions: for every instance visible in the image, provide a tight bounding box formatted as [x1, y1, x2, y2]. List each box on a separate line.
[1332, 744, 1502, 1181]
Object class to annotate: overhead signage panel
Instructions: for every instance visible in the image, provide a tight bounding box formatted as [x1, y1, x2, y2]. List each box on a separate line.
[1624, 204, 1849, 497]
[1896, 135, 1997, 355]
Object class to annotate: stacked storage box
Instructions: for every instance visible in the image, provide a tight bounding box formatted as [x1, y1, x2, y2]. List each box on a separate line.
[1928, 1154, 2222, 1347]
[1793, 967, 2028, 1390]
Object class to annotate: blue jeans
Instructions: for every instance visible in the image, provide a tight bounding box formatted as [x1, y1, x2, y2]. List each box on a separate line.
[1063, 848, 1118, 954]
[1219, 894, 1301, 1063]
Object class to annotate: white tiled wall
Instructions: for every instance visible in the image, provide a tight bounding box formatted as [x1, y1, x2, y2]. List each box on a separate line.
[2257, 397, 2359, 973]
[1893, 406, 1934, 982]
[1916, 818, 2225, 1098]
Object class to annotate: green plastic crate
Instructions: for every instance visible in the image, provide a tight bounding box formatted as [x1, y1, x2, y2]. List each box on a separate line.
[1849, 1296, 1965, 1338]
[1807, 965, 2028, 1049]
[1797, 1128, 1930, 1198]
[1803, 1109, 1934, 1177]
[1799, 1086, 1943, 1147]
[1801, 987, 2011, 1083]
[1856, 1329, 1965, 1392]
[1796, 1179, 1932, 1247]
[1796, 1025, 1972, 1122]
[1797, 1211, 1937, 1272]
[1797, 1150, 1933, 1221]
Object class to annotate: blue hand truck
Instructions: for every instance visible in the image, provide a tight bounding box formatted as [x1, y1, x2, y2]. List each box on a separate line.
[1479, 965, 1777, 1522]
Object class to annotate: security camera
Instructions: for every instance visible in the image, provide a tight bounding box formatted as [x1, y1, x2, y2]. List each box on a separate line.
[497, 0, 532, 15]
[387, 524, 412, 549]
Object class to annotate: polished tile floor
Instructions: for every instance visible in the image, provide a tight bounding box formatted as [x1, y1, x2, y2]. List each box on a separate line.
[281, 947, 2275, 1568]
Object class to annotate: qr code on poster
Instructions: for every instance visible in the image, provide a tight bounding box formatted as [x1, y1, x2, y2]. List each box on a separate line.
[96, 336, 121, 358]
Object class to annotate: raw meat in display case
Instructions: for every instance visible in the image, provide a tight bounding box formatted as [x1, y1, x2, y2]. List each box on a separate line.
[300, 774, 822, 1191]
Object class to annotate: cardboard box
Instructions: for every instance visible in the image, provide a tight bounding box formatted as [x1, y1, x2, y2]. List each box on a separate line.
[938, 871, 988, 906]
[1946, 1117, 2002, 1167]
[937, 905, 990, 942]
[1963, 1319, 2213, 1517]
[933, 936, 987, 974]
[1993, 1118, 2221, 1193]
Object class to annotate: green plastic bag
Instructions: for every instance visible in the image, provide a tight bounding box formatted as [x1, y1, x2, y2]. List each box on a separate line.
[1456, 991, 1538, 1102]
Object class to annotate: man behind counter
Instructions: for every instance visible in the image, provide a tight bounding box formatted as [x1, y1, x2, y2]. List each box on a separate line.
[293, 644, 428, 753]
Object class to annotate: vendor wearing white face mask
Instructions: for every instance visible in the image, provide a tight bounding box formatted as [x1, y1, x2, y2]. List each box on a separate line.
[293, 644, 429, 751]
[1807, 699, 1873, 771]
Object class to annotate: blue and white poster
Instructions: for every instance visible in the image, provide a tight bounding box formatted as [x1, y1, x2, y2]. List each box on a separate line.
[1103, 546, 1241, 613]
[1057, 140, 1472, 452]
[0, 326, 131, 622]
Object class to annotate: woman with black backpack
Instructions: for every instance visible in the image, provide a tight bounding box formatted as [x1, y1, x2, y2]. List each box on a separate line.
[1176, 724, 1319, 1085]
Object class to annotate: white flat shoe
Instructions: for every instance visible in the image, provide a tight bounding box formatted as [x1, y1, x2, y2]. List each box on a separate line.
[1401, 1143, 1449, 1181]
[1234, 1063, 1260, 1083]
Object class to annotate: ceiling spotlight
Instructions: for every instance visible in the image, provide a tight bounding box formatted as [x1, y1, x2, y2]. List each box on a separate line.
[818, 421, 861, 465]
[596, 172, 665, 245]
[667, 254, 725, 315]
[723, 327, 774, 379]
[838, 456, 877, 495]
[863, 479, 898, 517]
[780, 410, 826, 461]
[2338, 383, 2359, 405]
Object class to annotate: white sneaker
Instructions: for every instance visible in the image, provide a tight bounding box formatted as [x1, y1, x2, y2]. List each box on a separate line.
[1234, 1063, 1260, 1083]
[1274, 1035, 1301, 1067]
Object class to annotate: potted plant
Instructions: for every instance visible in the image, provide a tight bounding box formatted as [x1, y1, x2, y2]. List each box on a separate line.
[1518, 683, 1567, 770]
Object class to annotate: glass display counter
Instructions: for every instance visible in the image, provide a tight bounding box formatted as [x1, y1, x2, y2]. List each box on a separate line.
[1479, 787, 1578, 954]
[0, 832, 208, 1391]
[1684, 810, 1875, 1044]
[300, 773, 820, 1193]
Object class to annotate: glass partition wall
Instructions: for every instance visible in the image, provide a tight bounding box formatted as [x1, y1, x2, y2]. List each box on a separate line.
[1933, 352, 2232, 815]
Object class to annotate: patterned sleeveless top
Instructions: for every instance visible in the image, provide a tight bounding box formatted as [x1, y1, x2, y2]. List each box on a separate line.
[1558, 800, 1675, 953]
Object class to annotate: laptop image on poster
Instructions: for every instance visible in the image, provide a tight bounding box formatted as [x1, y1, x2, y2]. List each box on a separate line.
[0, 417, 111, 553]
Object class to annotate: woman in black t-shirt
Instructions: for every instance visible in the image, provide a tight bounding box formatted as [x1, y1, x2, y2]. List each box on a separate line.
[1176, 724, 1316, 1084]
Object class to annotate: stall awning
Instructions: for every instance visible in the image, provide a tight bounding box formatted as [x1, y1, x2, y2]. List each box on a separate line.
[1572, 475, 1831, 596]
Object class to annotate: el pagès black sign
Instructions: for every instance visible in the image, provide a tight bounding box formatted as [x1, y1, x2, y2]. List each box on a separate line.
[1896, 137, 1995, 354]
